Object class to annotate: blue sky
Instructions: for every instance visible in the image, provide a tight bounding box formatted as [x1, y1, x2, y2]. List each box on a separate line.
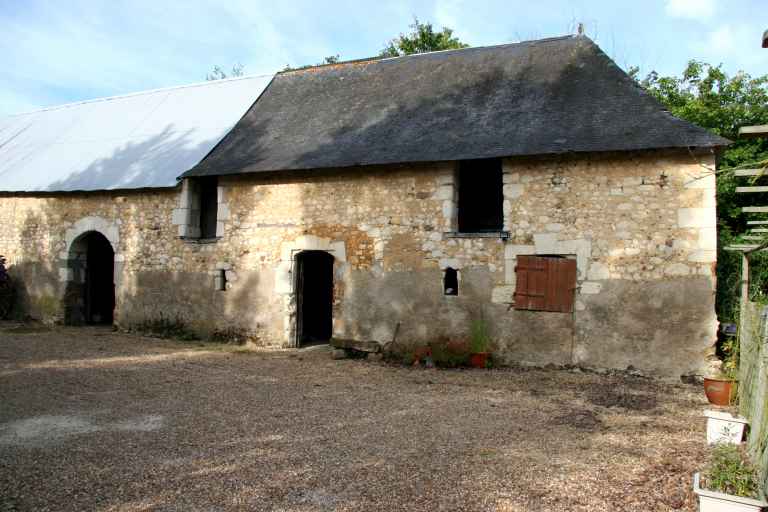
[0, 0, 765, 116]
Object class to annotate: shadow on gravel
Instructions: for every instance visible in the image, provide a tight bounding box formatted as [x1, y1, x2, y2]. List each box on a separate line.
[586, 385, 659, 412]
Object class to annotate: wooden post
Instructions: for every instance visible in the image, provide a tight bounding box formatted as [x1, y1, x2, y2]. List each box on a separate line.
[742, 253, 750, 312]
[739, 253, 751, 353]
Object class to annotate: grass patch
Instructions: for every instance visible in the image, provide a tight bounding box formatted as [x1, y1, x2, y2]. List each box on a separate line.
[702, 444, 761, 499]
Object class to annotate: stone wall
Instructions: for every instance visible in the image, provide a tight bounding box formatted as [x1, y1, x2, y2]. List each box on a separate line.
[0, 149, 717, 376]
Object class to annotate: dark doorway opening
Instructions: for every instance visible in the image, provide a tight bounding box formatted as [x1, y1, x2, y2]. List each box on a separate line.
[65, 231, 115, 325]
[295, 250, 334, 346]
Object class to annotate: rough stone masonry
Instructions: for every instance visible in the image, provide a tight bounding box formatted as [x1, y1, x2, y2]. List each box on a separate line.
[0, 149, 716, 377]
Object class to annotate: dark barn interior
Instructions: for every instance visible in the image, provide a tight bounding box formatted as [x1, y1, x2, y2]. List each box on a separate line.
[84, 232, 115, 325]
[295, 250, 334, 346]
[458, 158, 503, 232]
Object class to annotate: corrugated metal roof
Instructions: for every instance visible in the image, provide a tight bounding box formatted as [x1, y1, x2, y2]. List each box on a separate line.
[0, 74, 273, 192]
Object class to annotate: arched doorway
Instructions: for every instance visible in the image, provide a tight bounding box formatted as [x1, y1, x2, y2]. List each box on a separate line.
[294, 251, 334, 346]
[64, 231, 115, 325]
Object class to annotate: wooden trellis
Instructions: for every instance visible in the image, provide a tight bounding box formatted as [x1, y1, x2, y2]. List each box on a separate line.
[725, 125, 768, 256]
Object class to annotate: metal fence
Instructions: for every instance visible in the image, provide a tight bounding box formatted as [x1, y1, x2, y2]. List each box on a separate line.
[739, 301, 768, 498]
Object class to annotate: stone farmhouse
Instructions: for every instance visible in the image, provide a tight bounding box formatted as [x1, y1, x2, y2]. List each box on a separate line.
[0, 36, 728, 377]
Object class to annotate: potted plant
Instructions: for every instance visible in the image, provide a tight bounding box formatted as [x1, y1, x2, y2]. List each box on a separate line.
[412, 345, 431, 366]
[468, 316, 491, 369]
[704, 410, 749, 445]
[693, 444, 767, 511]
[705, 336, 740, 405]
[704, 372, 738, 406]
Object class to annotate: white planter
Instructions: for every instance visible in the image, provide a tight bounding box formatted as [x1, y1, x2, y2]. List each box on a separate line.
[704, 410, 749, 445]
[694, 473, 767, 512]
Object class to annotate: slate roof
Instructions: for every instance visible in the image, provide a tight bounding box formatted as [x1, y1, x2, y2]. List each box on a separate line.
[183, 35, 728, 179]
[0, 75, 273, 192]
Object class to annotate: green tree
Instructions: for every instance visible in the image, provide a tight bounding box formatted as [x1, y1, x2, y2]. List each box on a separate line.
[634, 62, 768, 319]
[380, 18, 469, 57]
[205, 63, 245, 81]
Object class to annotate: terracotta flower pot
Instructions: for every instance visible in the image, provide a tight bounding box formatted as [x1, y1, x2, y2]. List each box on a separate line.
[469, 352, 489, 369]
[703, 377, 736, 406]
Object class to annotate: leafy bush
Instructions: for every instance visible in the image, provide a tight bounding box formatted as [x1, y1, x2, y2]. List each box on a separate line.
[703, 444, 761, 498]
[396, 344, 433, 365]
[720, 336, 740, 380]
[430, 338, 469, 368]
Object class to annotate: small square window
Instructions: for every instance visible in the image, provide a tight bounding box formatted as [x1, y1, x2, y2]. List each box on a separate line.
[214, 269, 227, 291]
[444, 267, 458, 296]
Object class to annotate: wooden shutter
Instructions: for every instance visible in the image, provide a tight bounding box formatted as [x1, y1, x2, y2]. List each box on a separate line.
[514, 256, 548, 310]
[514, 256, 577, 313]
[545, 257, 577, 313]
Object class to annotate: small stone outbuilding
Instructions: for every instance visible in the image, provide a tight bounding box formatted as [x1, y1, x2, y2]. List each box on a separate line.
[0, 35, 728, 377]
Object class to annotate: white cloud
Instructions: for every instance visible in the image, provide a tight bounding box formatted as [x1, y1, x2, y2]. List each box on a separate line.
[689, 22, 766, 74]
[434, 0, 462, 32]
[665, 0, 716, 21]
[706, 25, 736, 54]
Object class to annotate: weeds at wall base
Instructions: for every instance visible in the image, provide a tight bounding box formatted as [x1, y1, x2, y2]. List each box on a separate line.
[129, 316, 200, 342]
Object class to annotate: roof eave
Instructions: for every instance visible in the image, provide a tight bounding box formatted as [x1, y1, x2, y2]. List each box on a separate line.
[179, 142, 731, 180]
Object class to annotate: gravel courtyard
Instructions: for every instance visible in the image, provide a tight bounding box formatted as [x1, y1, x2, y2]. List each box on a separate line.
[0, 324, 709, 511]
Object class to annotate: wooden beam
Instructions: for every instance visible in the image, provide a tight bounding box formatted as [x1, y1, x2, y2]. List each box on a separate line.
[739, 125, 768, 138]
[742, 207, 768, 213]
[743, 235, 766, 240]
[747, 220, 768, 225]
[751, 229, 768, 233]
[330, 338, 382, 353]
[734, 169, 767, 176]
[726, 245, 760, 251]
[736, 186, 768, 193]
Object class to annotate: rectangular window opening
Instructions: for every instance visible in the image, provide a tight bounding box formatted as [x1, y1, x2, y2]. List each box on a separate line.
[214, 269, 227, 291]
[199, 176, 218, 239]
[457, 158, 503, 233]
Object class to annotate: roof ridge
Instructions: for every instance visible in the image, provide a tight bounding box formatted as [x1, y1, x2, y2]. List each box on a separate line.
[378, 34, 578, 62]
[4, 72, 276, 118]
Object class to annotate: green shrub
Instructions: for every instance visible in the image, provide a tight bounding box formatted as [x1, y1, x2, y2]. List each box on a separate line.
[430, 338, 469, 368]
[703, 444, 761, 498]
